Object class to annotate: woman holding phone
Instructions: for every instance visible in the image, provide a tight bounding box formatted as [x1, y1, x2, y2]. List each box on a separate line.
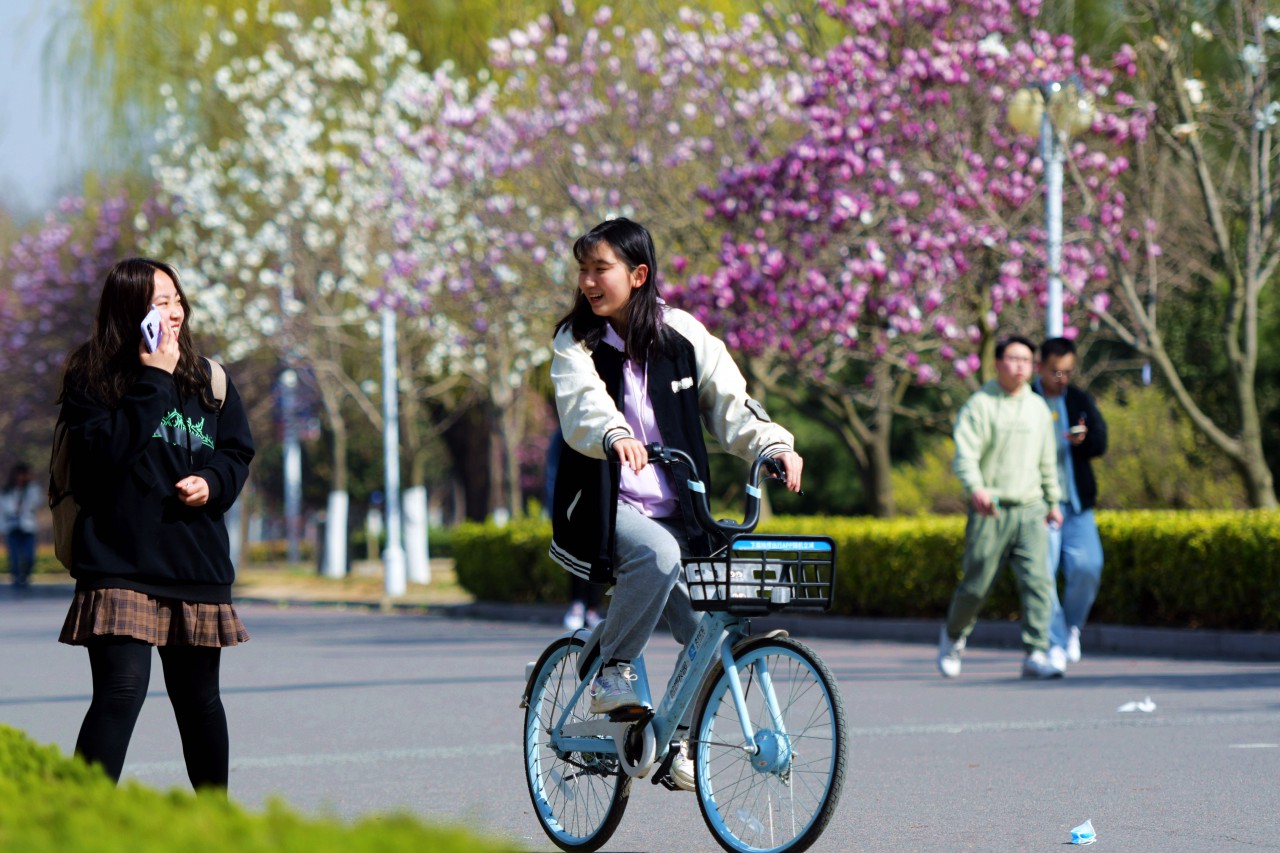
[56, 257, 255, 791]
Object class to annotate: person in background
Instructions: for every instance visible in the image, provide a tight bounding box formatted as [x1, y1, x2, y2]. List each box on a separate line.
[1033, 337, 1107, 668]
[57, 257, 255, 790]
[938, 335, 1064, 680]
[2, 462, 41, 588]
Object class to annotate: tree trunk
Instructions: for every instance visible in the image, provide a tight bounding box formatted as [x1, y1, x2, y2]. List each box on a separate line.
[441, 404, 491, 521]
[867, 361, 896, 518]
[402, 485, 431, 583]
[503, 397, 522, 518]
[1236, 413, 1277, 508]
[487, 400, 508, 520]
[321, 490, 348, 578]
[314, 374, 350, 575]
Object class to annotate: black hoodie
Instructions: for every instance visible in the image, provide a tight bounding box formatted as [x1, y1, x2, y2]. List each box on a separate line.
[61, 363, 255, 602]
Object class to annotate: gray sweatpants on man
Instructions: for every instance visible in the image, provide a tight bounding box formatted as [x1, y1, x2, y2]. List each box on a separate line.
[597, 502, 700, 665]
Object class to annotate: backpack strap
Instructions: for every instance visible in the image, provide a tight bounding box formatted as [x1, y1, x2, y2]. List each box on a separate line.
[204, 357, 227, 409]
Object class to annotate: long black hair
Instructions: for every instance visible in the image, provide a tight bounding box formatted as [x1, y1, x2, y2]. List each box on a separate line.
[59, 257, 215, 409]
[555, 217, 669, 361]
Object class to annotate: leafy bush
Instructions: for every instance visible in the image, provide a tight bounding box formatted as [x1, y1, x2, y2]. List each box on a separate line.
[244, 540, 317, 563]
[1093, 384, 1248, 510]
[890, 439, 966, 516]
[0, 726, 520, 852]
[452, 511, 1280, 631]
[451, 518, 565, 604]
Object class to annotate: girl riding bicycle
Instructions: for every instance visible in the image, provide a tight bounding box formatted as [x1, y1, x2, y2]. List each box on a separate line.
[548, 218, 804, 748]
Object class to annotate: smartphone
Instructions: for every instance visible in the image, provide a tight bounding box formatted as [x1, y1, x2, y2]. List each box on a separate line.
[141, 305, 163, 352]
[1068, 425, 1087, 435]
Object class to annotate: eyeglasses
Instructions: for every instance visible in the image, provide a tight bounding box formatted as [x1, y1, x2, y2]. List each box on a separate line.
[1047, 369, 1074, 379]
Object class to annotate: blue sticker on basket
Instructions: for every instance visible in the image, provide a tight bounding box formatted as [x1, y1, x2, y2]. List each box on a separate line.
[732, 539, 832, 551]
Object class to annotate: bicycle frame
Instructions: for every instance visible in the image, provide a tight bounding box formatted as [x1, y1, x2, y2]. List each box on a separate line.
[551, 609, 762, 779]
[546, 445, 818, 777]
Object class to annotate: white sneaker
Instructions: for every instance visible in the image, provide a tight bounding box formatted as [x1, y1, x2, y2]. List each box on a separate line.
[1066, 627, 1082, 664]
[589, 663, 643, 714]
[670, 741, 695, 792]
[1049, 645, 1068, 673]
[937, 626, 965, 678]
[562, 601, 585, 631]
[1022, 650, 1065, 679]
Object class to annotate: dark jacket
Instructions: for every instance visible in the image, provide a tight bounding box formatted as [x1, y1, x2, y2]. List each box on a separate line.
[1033, 383, 1107, 510]
[62, 363, 255, 602]
[550, 337, 716, 583]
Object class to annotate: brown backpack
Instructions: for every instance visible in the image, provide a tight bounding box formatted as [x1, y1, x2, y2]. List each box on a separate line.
[48, 359, 226, 570]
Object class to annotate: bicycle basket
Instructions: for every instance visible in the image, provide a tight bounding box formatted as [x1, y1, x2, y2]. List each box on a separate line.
[684, 534, 835, 615]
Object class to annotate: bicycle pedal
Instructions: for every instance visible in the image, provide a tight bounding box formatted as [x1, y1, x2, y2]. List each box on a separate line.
[606, 705, 653, 723]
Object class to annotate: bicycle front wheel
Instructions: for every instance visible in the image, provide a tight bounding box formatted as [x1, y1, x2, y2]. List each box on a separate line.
[692, 636, 847, 853]
[524, 635, 630, 852]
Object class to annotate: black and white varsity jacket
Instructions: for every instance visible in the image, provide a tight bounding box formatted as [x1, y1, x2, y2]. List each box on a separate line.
[548, 307, 793, 583]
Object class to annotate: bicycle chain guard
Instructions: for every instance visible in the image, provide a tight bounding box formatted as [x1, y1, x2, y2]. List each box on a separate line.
[619, 712, 656, 778]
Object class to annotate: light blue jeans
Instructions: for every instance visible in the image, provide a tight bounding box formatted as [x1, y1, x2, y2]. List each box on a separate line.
[1046, 504, 1104, 649]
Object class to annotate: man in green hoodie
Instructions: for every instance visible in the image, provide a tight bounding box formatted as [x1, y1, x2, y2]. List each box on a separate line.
[937, 335, 1065, 679]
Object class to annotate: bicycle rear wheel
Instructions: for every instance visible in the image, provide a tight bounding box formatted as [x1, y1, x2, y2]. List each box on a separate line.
[692, 636, 847, 853]
[524, 635, 630, 852]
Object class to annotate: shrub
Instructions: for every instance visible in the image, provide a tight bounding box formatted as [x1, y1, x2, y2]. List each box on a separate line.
[889, 439, 966, 516]
[451, 510, 1280, 631]
[0, 725, 520, 852]
[1093, 384, 1248, 510]
[451, 518, 564, 604]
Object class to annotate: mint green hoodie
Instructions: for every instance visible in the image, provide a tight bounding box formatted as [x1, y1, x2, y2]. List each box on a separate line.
[953, 379, 1060, 506]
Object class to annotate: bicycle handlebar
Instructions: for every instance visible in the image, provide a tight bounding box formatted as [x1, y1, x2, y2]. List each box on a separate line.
[641, 443, 785, 543]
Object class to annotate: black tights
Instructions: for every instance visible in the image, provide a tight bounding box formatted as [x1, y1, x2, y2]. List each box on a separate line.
[75, 638, 228, 790]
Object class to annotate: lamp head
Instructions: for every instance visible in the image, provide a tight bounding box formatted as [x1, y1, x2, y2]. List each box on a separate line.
[1049, 79, 1096, 137]
[1007, 87, 1045, 136]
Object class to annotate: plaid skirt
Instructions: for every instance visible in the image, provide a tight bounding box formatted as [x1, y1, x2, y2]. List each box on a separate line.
[59, 588, 249, 648]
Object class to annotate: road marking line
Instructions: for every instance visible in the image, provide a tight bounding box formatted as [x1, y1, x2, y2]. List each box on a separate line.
[126, 743, 520, 776]
[123, 712, 1280, 777]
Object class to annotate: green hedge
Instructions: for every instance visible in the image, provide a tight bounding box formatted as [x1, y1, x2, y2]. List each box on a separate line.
[0, 726, 519, 852]
[451, 510, 1280, 631]
[453, 518, 564, 604]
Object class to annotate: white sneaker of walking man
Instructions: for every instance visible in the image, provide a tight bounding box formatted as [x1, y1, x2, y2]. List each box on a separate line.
[937, 626, 965, 678]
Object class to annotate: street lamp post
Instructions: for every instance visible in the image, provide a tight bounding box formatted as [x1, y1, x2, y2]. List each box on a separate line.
[1007, 77, 1096, 338]
[381, 305, 406, 597]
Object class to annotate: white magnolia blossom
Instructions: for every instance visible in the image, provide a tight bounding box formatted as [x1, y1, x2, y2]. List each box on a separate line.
[1240, 44, 1265, 77]
[1254, 101, 1280, 131]
[1190, 21, 1213, 41]
[147, 0, 433, 366]
[977, 33, 1010, 59]
[1183, 77, 1205, 106]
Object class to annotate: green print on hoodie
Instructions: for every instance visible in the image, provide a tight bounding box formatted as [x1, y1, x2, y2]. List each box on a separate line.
[154, 409, 215, 449]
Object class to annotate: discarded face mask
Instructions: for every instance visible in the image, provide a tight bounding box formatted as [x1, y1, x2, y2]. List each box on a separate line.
[1069, 818, 1096, 845]
[1117, 696, 1156, 713]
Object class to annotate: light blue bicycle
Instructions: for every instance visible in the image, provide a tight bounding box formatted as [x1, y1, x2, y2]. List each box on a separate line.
[522, 445, 846, 853]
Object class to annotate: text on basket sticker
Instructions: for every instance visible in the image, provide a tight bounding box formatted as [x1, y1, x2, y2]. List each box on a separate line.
[732, 539, 831, 551]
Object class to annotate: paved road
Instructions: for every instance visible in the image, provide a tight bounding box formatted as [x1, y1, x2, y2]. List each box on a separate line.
[3, 594, 1278, 851]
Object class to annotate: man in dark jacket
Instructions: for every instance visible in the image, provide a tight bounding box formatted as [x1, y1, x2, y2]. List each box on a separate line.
[1033, 337, 1107, 668]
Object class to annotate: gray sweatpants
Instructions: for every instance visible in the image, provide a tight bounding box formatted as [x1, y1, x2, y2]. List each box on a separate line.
[598, 502, 700, 665]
